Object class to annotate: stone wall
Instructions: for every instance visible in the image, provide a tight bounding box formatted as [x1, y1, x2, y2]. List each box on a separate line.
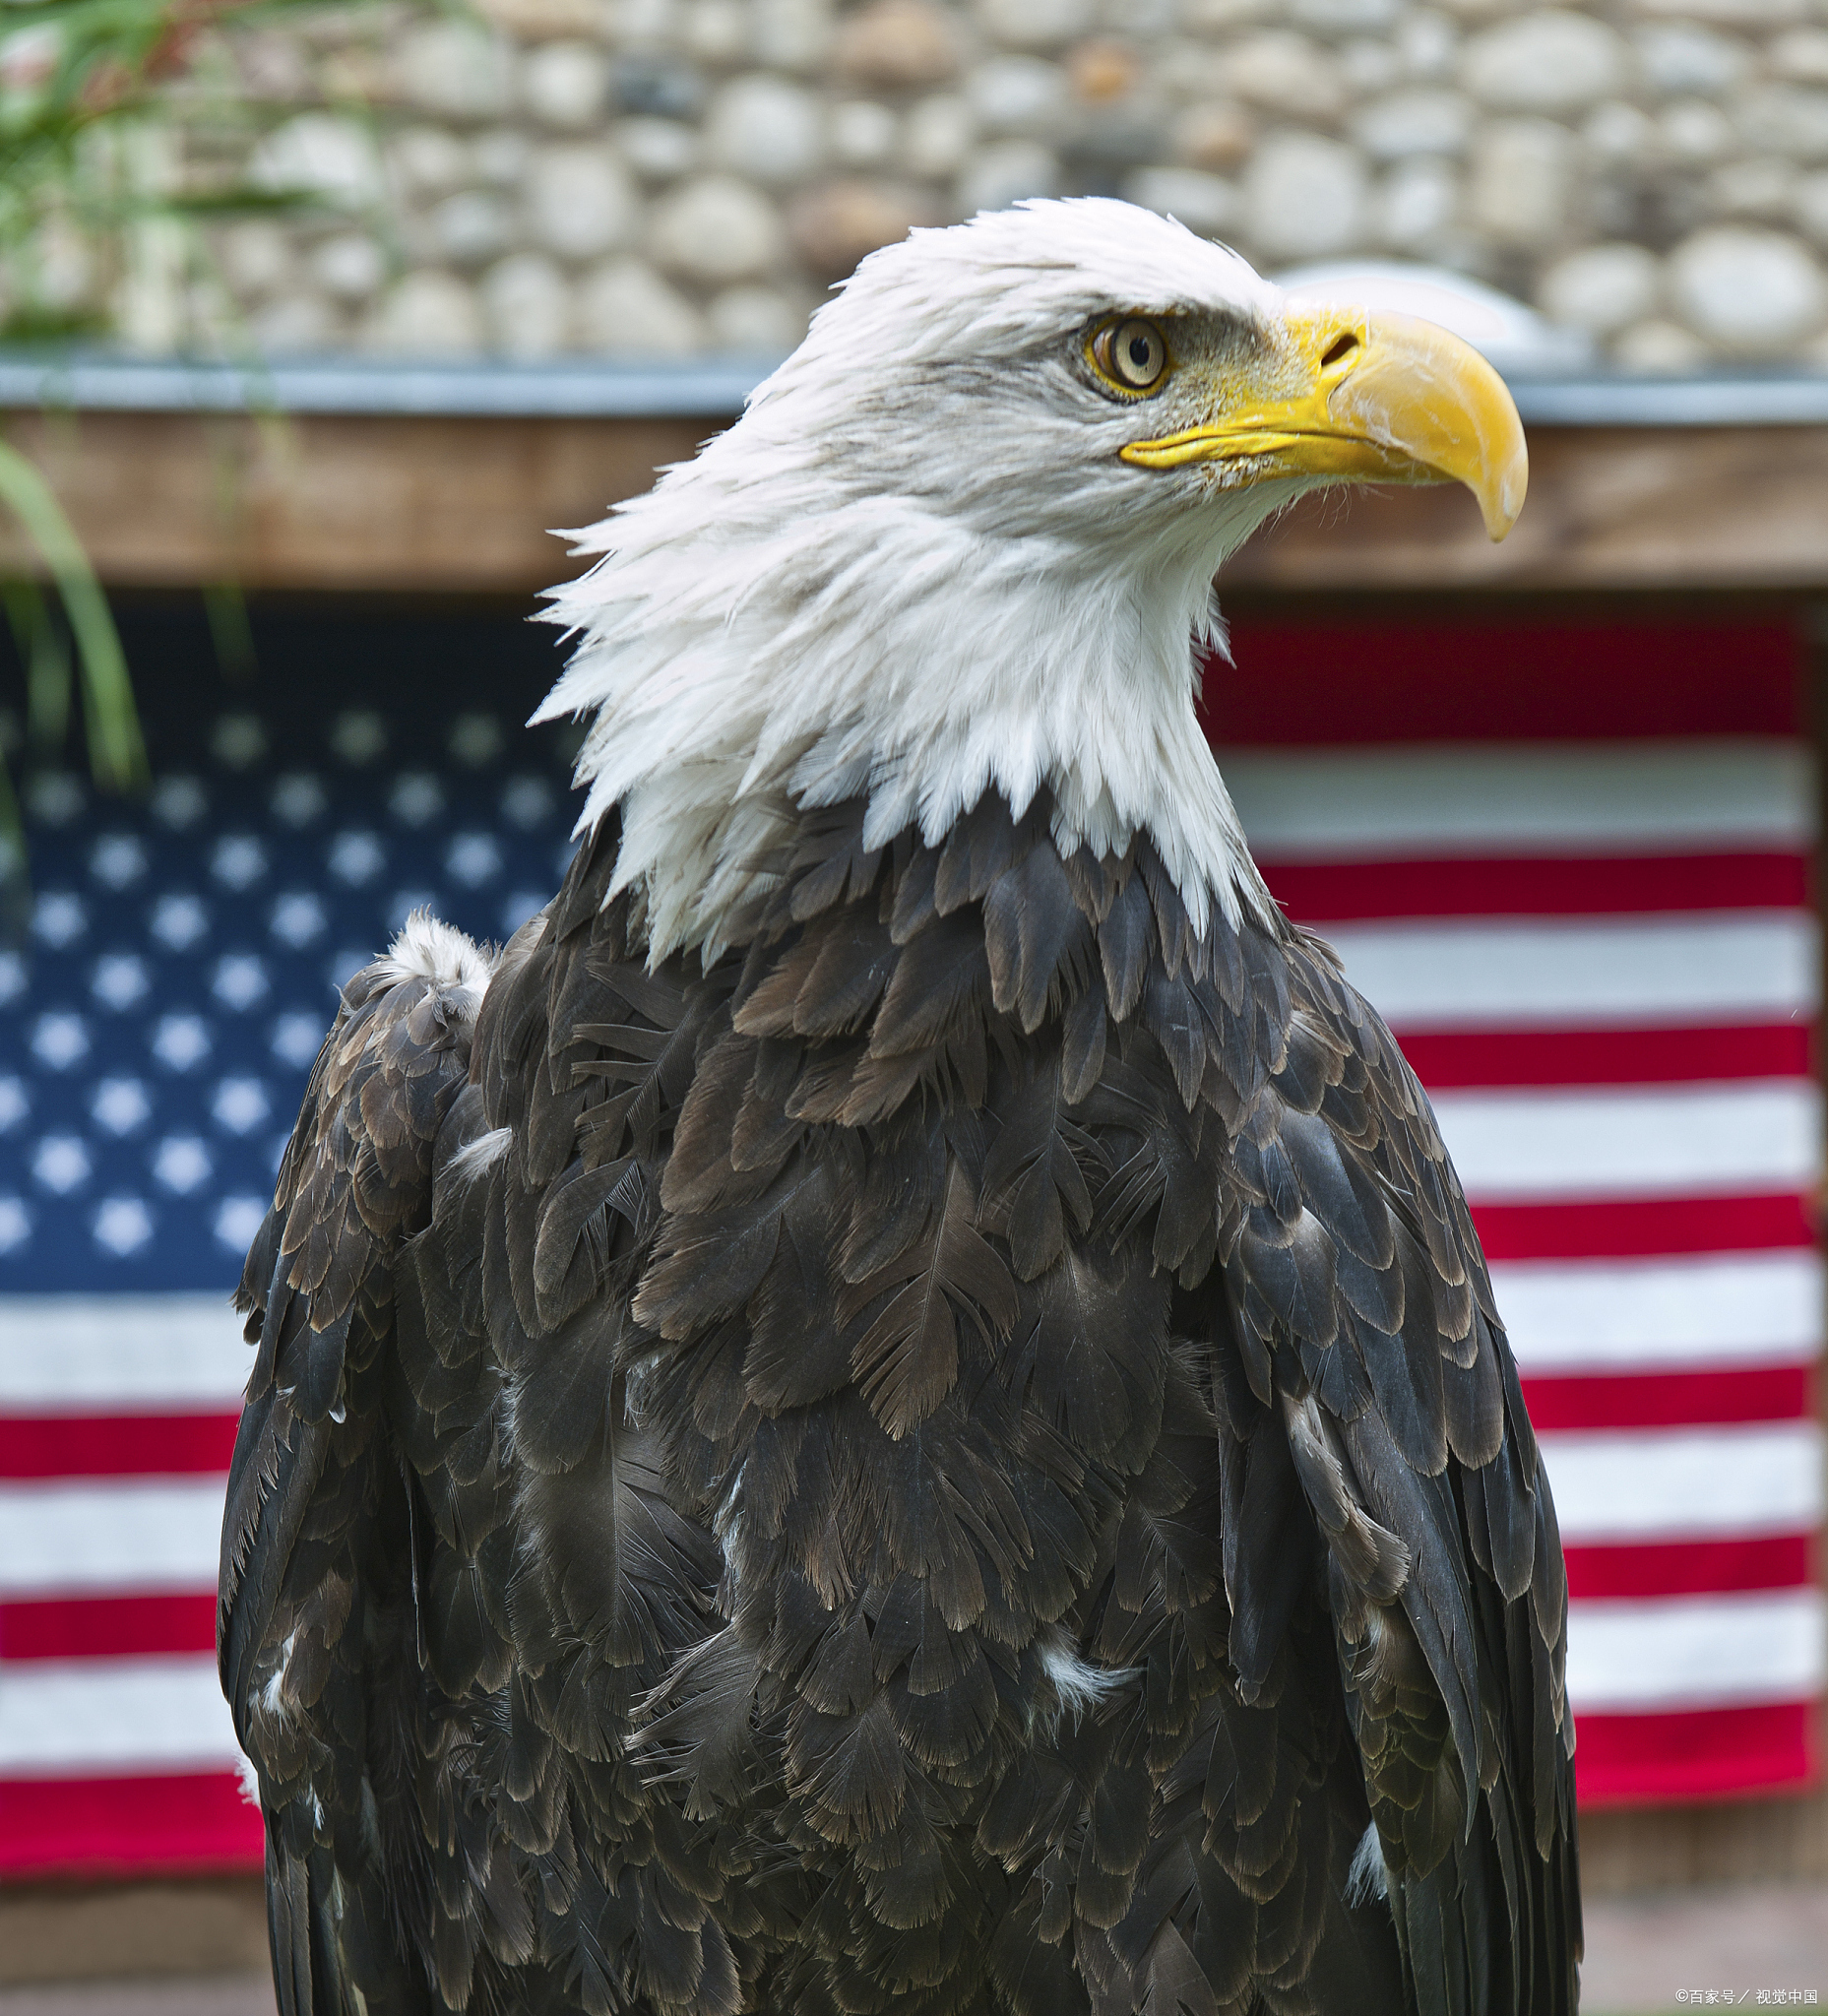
[81, 0, 1828, 363]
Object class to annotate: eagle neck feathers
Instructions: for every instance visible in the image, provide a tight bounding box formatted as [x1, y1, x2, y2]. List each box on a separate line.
[537, 463, 1278, 966]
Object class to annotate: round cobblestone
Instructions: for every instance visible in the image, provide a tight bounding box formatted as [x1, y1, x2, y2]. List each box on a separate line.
[1122, 167, 1238, 238]
[527, 146, 637, 261]
[1539, 243, 1661, 335]
[1229, 35, 1346, 121]
[249, 114, 383, 207]
[521, 41, 609, 131]
[1460, 10, 1627, 113]
[708, 282, 807, 348]
[481, 251, 573, 353]
[789, 177, 932, 276]
[388, 127, 471, 199]
[833, 0, 962, 89]
[969, 58, 1069, 137]
[957, 140, 1061, 216]
[219, 220, 290, 297]
[1352, 89, 1471, 159]
[832, 99, 898, 166]
[904, 94, 975, 177]
[578, 256, 707, 352]
[312, 232, 387, 301]
[372, 269, 483, 351]
[1242, 131, 1368, 260]
[618, 118, 700, 181]
[707, 74, 826, 184]
[977, 0, 1096, 52]
[432, 190, 515, 267]
[1467, 117, 1570, 247]
[1669, 223, 1828, 350]
[649, 174, 787, 283]
[397, 22, 512, 121]
[1373, 158, 1458, 248]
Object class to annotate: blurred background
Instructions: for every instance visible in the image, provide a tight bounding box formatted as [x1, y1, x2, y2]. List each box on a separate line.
[3, 3, 1828, 2014]
[9, 0, 1828, 365]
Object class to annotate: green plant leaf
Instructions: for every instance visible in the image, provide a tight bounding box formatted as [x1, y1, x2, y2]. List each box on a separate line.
[0, 437, 145, 791]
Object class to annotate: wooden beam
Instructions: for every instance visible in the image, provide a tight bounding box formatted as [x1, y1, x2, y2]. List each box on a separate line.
[4, 407, 1828, 595]
[0, 1876, 267, 1984]
[1581, 1790, 1828, 1895]
[1221, 423, 1828, 593]
[0, 409, 711, 597]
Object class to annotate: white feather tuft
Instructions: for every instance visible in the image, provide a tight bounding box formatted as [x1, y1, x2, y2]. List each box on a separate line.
[1038, 1629, 1128, 1732]
[374, 911, 495, 1012]
[260, 1627, 297, 1726]
[446, 1126, 511, 1185]
[539, 197, 1299, 962]
[1346, 1820, 1391, 1907]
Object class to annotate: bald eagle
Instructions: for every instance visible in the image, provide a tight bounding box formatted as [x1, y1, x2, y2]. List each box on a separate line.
[221, 198, 1577, 2016]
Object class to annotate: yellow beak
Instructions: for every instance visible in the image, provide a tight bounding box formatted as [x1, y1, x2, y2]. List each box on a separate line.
[1119, 306, 1528, 541]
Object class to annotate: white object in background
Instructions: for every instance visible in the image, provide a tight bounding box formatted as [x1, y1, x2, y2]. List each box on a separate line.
[1275, 259, 1595, 375]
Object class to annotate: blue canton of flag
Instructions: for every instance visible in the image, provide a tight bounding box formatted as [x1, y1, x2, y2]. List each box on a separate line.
[1, 612, 581, 1295]
[0, 605, 582, 1875]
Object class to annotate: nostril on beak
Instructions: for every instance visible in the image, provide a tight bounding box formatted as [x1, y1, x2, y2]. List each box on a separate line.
[1320, 332, 1360, 370]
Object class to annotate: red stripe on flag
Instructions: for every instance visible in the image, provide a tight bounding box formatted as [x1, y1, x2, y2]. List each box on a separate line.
[1472, 1192, 1815, 1260]
[0, 1771, 263, 1876]
[1263, 852, 1808, 922]
[0, 1592, 218, 1661]
[1573, 1700, 1819, 1806]
[1396, 1024, 1812, 1089]
[1523, 1363, 1815, 1432]
[0, 1412, 239, 1480]
[1565, 1535, 1814, 1602]
[1206, 621, 1803, 743]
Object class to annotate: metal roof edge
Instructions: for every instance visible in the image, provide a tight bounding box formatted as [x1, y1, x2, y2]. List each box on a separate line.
[1507, 373, 1828, 426]
[0, 351, 782, 419]
[4, 348, 1828, 427]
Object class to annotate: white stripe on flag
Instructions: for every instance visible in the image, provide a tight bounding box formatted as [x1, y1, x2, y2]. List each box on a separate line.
[0, 1479, 225, 1596]
[1492, 1252, 1825, 1373]
[1565, 1590, 1827, 1713]
[1540, 1423, 1825, 1543]
[0, 1656, 241, 1774]
[1431, 1082, 1822, 1203]
[1312, 915, 1818, 1030]
[1225, 743, 1815, 857]
[0, 1295, 249, 1409]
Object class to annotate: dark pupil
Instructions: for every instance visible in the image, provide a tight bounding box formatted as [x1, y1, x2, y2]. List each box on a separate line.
[1127, 337, 1150, 368]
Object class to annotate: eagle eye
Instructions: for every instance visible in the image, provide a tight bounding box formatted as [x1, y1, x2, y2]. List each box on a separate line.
[1089, 316, 1169, 396]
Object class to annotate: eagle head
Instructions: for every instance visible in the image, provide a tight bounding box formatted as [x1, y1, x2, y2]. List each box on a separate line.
[539, 198, 1527, 962]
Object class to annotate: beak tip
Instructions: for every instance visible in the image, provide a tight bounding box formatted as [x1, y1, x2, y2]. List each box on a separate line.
[1481, 454, 1529, 543]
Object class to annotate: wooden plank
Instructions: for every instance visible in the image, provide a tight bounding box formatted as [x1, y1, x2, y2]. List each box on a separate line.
[6, 409, 1828, 595]
[0, 410, 712, 596]
[1582, 1789, 1828, 1896]
[0, 1876, 267, 1984]
[1221, 425, 1828, 592]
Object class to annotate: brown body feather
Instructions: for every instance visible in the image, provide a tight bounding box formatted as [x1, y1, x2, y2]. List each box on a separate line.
[221, 791, 1579, 2016]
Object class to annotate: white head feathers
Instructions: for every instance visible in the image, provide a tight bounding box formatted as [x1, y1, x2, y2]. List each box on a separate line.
[537, 198, 1302, 963]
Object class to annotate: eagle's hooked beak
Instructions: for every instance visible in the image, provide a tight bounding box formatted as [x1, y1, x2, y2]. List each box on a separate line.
[1120, 307, 1529, 542]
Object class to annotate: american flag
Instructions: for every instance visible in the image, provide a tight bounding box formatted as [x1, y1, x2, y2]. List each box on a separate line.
[1215, 613, 1822, 1807]
[0, 605, 1816, 1877]
[0, 602, 582, 1873]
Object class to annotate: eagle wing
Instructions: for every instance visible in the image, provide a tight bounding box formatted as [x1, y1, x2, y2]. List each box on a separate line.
[220, 894, 740, 2016]
[1206, 927, 1581, 2016]
[220, 927, 484, 2015]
